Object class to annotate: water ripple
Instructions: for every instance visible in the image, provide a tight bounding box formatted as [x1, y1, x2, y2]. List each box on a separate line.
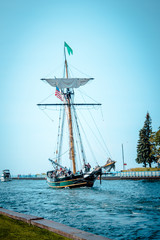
[0, 180, 160, 239]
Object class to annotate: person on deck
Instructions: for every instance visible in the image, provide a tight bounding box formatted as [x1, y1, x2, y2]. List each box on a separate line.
[87, 163, 91, 171]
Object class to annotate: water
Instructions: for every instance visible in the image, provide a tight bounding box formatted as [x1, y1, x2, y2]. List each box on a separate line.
[0, 180, 160, 240]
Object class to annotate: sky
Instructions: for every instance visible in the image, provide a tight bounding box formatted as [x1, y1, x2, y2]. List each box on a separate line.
[0, 0, 160, 175]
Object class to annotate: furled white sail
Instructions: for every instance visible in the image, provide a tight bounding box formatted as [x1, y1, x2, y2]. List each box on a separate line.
[41, 78, 93, 89]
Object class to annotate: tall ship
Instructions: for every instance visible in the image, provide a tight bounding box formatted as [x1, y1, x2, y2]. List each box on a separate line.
[1, 169, 12, 182]
[38, 42, 115, 189]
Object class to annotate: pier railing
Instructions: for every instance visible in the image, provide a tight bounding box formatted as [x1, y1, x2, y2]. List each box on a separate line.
[103, 171, 160, 178]
[12, 174, 46, 179]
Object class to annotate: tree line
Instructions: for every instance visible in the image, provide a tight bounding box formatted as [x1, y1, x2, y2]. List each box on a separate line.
[136, 113, 160, 167]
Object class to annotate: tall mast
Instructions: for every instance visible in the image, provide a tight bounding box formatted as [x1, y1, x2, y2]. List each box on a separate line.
[57, 107, 65, 164]
[64, 47, 76, 174]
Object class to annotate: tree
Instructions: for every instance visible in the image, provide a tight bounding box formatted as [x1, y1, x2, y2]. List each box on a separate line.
[136, 128, 147, 167]
[154, 127, 160, 151]
[150, 127, 160, 160]
[136, 112, 156, 167]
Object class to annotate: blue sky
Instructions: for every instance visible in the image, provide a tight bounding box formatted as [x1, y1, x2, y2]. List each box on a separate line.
[0, 0, 160, 175]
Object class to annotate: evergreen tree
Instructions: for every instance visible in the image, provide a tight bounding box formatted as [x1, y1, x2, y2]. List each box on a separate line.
[155, 127, 160, 152]
[136, 112, 155, 167]
[150, 127, 160, 160]
[136, 128, 147, 167]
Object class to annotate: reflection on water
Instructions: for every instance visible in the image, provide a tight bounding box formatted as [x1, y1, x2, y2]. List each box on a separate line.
[0, 180, 160, 239]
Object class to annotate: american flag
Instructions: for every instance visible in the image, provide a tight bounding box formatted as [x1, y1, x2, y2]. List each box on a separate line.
[55, 86, 63, 101]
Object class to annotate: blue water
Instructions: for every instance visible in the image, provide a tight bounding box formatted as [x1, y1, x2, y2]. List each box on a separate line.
[0, 180, 160, 240]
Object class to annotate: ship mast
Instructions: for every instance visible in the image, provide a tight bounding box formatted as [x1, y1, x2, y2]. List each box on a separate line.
[38, 43, 101, 173]
[64, 48, 76, 174]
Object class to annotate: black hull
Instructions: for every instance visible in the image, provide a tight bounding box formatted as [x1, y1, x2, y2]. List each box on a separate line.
[47, 169, 102, 189]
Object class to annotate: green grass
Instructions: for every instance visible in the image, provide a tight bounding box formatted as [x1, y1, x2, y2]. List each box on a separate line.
[0, 214, 71, 240]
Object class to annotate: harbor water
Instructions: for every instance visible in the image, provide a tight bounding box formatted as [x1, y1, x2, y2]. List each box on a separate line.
[0, 179, 160, 239]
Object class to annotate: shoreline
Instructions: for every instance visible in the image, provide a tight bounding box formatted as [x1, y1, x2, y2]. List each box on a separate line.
[11, 176, 160, 180]
[0, 208, 111, 240]
[102, 176, 160, 180]
[11, 170, 160, 181]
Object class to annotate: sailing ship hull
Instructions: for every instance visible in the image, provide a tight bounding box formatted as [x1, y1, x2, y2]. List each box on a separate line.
[47, 170, 101, 189]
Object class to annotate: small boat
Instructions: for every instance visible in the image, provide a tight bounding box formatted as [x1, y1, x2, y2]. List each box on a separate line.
[1, 169, 12, 182]
[38, 42, 116, 189]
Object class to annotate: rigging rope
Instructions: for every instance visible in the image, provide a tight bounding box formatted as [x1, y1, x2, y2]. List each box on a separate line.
[40, 109, 54, 122]
[76, 111, 98, 164]
[73, 121, 82, 170]
[38, 92, 54, 104]
[44, 63, 64, 78]
[58, 106, 66, 164]
[50, 149, 69, 161]
[78, 89, 112, 158]
[68, 64, 92, 78]
[78, 89, 100, 104]
[56, 106, 62, 162]
[71, 102, 86, 166]
[88, 110, 112, 158]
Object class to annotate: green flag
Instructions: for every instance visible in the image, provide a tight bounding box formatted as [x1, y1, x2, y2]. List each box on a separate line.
[64, 42, 73, 55]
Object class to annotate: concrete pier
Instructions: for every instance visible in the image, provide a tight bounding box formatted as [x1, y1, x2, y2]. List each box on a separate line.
[102, 170, 160, 180]
[0, 208, 111, 240]
[11, 171, 160, 180]
[102, 176, 160, 180]
[12, 177, 45, 180]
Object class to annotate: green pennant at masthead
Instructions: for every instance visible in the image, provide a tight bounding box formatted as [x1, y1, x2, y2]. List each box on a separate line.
[64, 42, 73, 55]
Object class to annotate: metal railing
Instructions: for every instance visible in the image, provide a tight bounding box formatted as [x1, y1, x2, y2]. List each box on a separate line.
[104, 171, 160, 178]
[12, 174, 46, 178]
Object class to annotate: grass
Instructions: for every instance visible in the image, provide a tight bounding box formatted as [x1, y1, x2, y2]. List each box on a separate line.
[0, 214, 71, 240]
[123, 167, 160, 172]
